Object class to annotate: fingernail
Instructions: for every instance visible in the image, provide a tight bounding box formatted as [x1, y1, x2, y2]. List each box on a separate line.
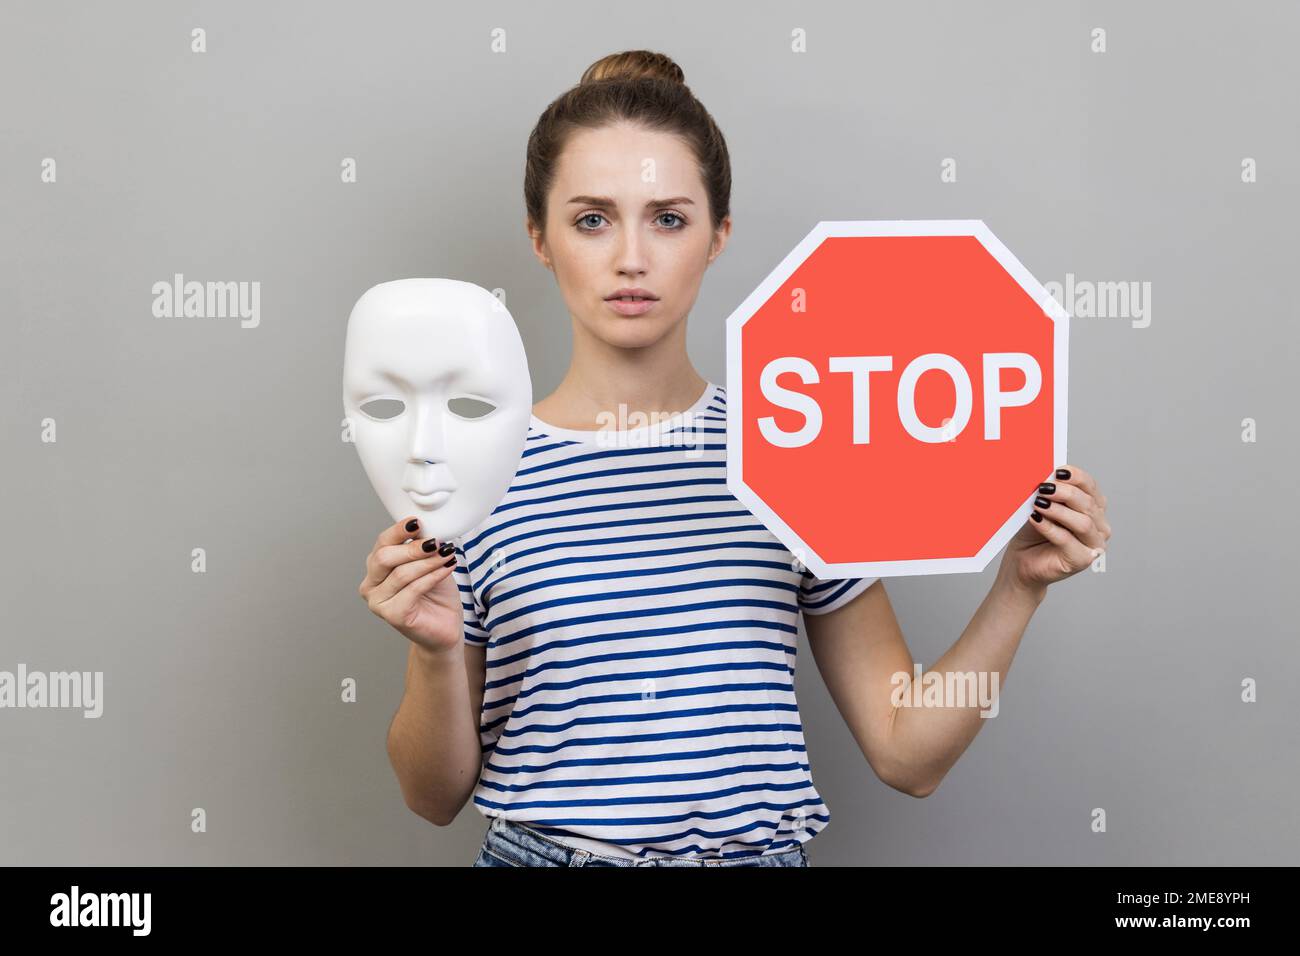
[405, 518, 420, 533]
[438, 541, 455, 556]
[1038, 482, 1055, 494]
[443, 556, 456, 567]
[1030, 511, 1043, 522]
[1055, 468, 1071, 480]
[422, 538, 440, 553]
[1034, 496, 1051, 508]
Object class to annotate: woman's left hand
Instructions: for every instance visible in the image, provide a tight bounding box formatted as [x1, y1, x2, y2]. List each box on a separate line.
[1000, 463, 1112, 591]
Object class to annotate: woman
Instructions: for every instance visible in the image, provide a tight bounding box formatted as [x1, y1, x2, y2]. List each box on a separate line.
[362, 50, 1112, 867]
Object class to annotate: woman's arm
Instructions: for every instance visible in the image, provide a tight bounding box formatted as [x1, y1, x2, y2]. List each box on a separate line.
[385, 641, 486, 825]
[805, 463, 1110, 798]
[805, 570, 1044, 798]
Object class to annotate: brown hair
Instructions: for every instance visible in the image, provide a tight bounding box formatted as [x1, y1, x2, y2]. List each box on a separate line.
[523, 50, 731, 239]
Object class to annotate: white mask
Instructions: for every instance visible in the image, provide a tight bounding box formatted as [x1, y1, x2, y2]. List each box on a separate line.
[342, 278, 532, 541]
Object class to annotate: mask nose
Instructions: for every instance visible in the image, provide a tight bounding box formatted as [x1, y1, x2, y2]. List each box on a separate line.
[409, 397, 446, 465]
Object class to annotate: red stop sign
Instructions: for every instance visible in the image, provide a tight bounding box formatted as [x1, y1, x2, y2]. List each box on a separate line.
[726, 220, 1068, 579]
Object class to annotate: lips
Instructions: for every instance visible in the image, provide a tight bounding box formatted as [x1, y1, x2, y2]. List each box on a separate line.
[605, 288, 658, 301]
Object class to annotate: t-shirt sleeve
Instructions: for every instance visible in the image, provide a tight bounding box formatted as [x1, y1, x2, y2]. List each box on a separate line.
[451, 546, 490, 646]
[797, 568, 878, 616]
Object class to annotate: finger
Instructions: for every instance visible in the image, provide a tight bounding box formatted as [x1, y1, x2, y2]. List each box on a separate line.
[1053, 464, 1101, 501]
[364, 533, 450, 591]
[1049, 466, 1110, 539]
[369, 551, 456, 607]
[362, 516, 427, 589]
[374, 558, 459, 631]
[1035, 481, 1110, 539]
[1032, 493, 1106, 549]
[1028, 510, 1100, 566]
[378, 515, 424, 549]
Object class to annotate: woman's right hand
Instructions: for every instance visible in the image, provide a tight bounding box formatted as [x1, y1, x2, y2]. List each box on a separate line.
[358, 517, 465, 656]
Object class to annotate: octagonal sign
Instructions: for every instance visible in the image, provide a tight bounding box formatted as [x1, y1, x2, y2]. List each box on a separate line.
[725, 220, 1069, 579]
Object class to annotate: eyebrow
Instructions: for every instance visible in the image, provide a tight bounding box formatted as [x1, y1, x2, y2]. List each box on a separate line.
[566, 195, 695, 207]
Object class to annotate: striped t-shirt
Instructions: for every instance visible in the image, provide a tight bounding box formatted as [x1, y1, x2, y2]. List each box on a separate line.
[451, 382, 876, 861]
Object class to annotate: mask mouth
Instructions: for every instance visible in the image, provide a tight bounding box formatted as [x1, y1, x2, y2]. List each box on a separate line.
[406, 488, 453, 508]
[403, 462, 456, 507]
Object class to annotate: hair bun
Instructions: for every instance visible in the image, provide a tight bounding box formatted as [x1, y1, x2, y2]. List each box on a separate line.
[579, 50, 686, 86]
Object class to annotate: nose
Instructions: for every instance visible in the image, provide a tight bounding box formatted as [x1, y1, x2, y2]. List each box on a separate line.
[616, 226, 648, 278]
[408, 396, 446, 464]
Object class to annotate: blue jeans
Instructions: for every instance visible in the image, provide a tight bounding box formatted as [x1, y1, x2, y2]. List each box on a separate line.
[471, 816, 810, 867]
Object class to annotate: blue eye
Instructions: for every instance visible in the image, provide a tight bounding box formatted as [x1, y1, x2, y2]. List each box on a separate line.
[575, 211, 686, 232]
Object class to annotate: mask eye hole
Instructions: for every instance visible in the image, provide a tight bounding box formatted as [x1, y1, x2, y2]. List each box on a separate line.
[359, 398, 405, 421]
[448, 396, 497, 420]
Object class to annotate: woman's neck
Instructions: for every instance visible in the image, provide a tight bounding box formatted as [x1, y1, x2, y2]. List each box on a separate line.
[533, 369, 709, 432]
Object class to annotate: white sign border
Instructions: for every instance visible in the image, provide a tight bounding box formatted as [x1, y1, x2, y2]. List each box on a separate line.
[725, 219, 1070, 580]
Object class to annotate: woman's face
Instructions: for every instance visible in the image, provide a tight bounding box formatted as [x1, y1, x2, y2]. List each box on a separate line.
[530, 122, 730, 348]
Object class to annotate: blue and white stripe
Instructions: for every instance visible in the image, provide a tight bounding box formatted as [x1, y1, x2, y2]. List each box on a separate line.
[452, 383, 875, 860]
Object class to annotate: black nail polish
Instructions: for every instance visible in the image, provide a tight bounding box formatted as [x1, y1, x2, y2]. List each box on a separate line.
[405, 519, 419, 533]
[443, 556, 456, 568]
[1038, 482, 1055, 494]
[422, 538, 439, 553]
[1030, 511, 1043, 522]
[438, 540, 455, 557]
[1034, 496, 1051, 508]
[1056, 468, 1071, 480]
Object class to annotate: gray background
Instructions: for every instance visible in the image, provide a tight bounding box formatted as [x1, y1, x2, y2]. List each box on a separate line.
[2, 0, 1297, 865]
